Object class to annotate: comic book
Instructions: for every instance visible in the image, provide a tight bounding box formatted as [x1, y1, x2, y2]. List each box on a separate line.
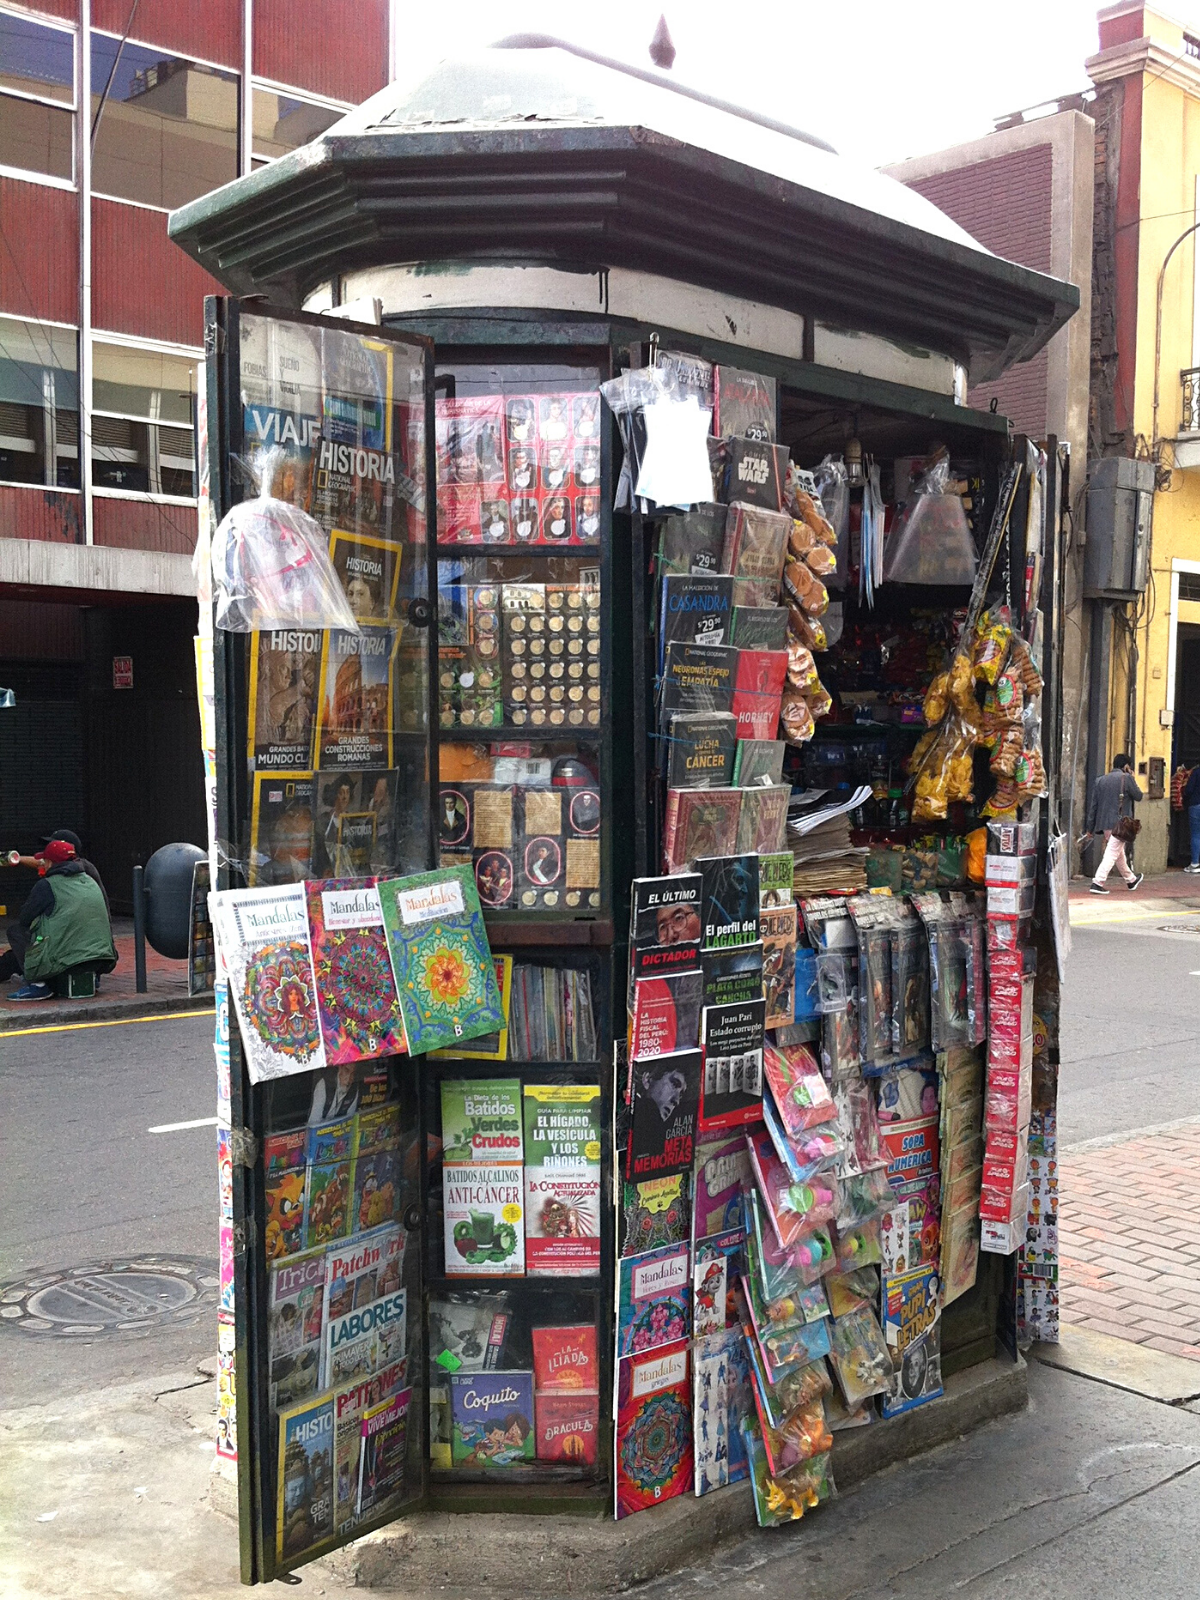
[264, 1128, 309, 1261]
[378, 867, 505, 1055]
[617, 1243, 691, 1356]
[523, 1085, 601, 1276]
[350, 1107, 403, 1237]
[450, 1370, 536, 1466]
[276, 1393, 335, 1563]
[304, 879, 406, 1067]
[331, 1357, 407, 1535]
[761, 905, 798, 1029]
[268, 1248, 326, 1412]
[210, 886, 325, 1084]
[304, 1114, 356, 1250]
[615, 1340, 693, 1519]
[356, 1387, 413, 1518]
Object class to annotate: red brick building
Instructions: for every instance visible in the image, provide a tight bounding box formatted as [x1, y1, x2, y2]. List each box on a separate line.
[0, 0, 391, 905]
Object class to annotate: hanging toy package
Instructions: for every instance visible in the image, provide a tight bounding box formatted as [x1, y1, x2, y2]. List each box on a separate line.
[883, 448, 977, 586]
[210, 447, 362, 634]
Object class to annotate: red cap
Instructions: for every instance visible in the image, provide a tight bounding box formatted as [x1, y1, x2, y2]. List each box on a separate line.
[36, 839, 77, 872]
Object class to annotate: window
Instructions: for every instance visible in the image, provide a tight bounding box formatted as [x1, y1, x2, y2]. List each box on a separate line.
[91, 341, 197, 498]
[0, 10, 75, 183]
[90, 34, 237, 209]
[251, 86, 343, 166]
[0, 315, 78, 487]
[1179, 572, 1200, 602]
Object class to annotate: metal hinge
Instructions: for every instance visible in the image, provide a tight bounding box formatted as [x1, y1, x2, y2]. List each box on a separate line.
[228, 1128, 259, 1168]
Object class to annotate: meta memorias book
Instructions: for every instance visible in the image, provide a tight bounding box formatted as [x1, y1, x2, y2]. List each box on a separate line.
[626, 1049, 702, 1182]
[377, 865, 504, 1055]
[304, 879, 406, 1066]
[210, 884, 325, 1084]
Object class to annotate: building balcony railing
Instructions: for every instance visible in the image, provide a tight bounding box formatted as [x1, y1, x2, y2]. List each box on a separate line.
[1180, 367, 1200, 435]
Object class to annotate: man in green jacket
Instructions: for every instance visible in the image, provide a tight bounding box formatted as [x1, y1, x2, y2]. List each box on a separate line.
[1, 839, 117, 1002]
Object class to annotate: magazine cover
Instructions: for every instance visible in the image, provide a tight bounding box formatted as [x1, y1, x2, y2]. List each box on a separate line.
[881, 1263, 943, 1418]
[692, 1135, 752, 1243]
[248, 629, 322, 771]
[249, 772, 316, 886]
[326, 1287, 407, 1390]
[268, 1248, 326, 1412]
[523, 1084, 601, 1276]
[329, 530, 402, 624]
[615, 1340, 693, 1519]
[264, 1128, 308, 1261]
[315, 625, 397, 770]
[304, 1114, 356, 1250]
[356, 1387, 413, 1518]
[378, 867, 505, 1054]
[626, 1049, 702, 1181]
[304, 880, 406, 1066]
[276, 1393, 335, 1563]
[450, 1370, 536, 1466]
[617, 1243, 691, 1356]
[210, 886, 325, 1085]
[332, 1357, 407, 1535]
[311, 769, 398, 879]
[620, 1171, 691, 1257]
[692, 1327, 751, 1494]
[321, 1224, 404, 1386]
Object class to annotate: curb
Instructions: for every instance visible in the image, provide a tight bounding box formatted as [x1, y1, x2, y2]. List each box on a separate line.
[328, 1354, 1027, 1595]
[0, 992, 214, 1032]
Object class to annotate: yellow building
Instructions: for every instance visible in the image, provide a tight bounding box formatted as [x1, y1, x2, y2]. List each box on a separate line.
[1088, 2, 1200, 871]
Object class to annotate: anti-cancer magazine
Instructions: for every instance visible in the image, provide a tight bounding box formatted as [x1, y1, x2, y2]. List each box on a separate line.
[210, 885, 326, 1084]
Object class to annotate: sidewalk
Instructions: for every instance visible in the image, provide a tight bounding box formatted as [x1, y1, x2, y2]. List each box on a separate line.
[1060, 1120, 1200, 1362]
[1068, 866, 1200, 926]
[0, 916, 212, 1032]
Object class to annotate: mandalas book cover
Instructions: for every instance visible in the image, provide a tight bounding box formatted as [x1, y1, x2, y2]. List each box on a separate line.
[210, 885, 326, 1085]
[304, 879, 406, 1067]
[615, 1339, 693, 1519]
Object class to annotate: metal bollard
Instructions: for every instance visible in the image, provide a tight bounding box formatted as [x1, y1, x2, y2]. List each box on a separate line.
[132, 864, 148, 994]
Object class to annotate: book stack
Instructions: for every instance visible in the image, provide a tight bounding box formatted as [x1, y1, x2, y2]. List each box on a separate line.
[507, 964, 598, 1062]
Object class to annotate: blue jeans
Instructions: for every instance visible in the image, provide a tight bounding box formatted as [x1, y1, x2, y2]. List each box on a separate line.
[1189, 803, 1200, 867]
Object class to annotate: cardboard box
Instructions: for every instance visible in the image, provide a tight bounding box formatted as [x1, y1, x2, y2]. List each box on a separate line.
[985, 854, 1037, 885]
[988, 1032, 1033, 1073]
[985, 1073, 1031, 1135]
[988, 821, 1037, 856]
[986, 882, 1036, 919]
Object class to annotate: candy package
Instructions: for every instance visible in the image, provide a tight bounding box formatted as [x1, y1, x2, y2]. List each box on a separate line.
[211, 447, 361, 634]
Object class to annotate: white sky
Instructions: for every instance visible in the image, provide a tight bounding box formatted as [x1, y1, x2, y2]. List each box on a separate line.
[393, 0, 1119, 167]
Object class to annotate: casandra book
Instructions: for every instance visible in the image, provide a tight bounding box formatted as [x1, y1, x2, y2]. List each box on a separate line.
[618, 1243, 691, 1356]
[665, 711, 737, 790]
[450, 1370, 535, 1467]
[523, 1084, 601, 1276]
[276, 1393, 335, 1563]
[377, 866, 504, 1055]
[615, 1340, 693, 1519]
[659, 574, 736, 671]
[627, 1049, 702, 1182]
[629, 970, 704, 1059]
[304, 879, 406, 1067]
[210, 885, 325, 1085]
[696, 854, 761, 949]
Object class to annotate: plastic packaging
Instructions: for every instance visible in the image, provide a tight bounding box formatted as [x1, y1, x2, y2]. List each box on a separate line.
[788, 603, 828, 653]
[884, 449, 977, 585]
[833, 1218, 882, 1270]
[600, 365, 713, 512]
[835, 1166, 895, 1232]
[827, 1307, 893, 1408]
[210, 447, 361, 634]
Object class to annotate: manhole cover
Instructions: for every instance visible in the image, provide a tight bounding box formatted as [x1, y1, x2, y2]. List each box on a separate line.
[0, 1256, 218, 1339]
[1157, 923, 1200, 934]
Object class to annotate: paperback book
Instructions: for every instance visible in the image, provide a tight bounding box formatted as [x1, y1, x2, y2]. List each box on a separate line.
[665, 711, 738, 789]
[701, 943, 765, 1008]
[627, 1049, 702, 1181]
[304, 879, 406, 1066]
[700, 999, 766, 1131]
[629, 873, 702, 980]
[535, 1390, 600, 1463]
[657, 506, 727, 577]
[377, 866, 504, 1055]
[523, 1084, 601, 1276]
[532, 1324, 599, 1391]
[618, 1243, 691, 1356]
[441, 1079, 523, 1166]
[248, 628, 321, 771]
[720, 504, 790, 608]
[761, 904, 799, 1028]
[692, 1134, 753, 1243]
[450, 1370, 536, 1466]
[729, 605, 789, 651]
[615, 1340, 693, 1519]
[697, 854, 760, 949]
[621, 1171, 692, 1256]
[658, 641, 737, 732]
[629, 970, 704, 1059]
[732, 739, 785, 787]
[662, 788, 742, 873]
[735, 784, 790, 856]
[730, 649, 788, 740]
[210, 885, 325, 1084]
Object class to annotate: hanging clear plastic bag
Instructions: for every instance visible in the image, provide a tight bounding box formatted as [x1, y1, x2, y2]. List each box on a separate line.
[211, 447, 361, 634]
[600, 365, 713, 512]
[883, 448, 977, 586]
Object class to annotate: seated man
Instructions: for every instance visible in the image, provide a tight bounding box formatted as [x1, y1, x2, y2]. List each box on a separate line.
[0, 839, 117, 1001]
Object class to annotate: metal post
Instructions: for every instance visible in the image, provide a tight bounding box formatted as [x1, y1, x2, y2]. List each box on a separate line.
[132, 864, 147, 993]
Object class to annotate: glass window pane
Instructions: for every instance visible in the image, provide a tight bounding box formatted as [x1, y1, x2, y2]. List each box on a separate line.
[92, 413, 195, 496]
[0, 315, 78, 488]
[251, 87, 342, 161]
[91, 35, 238, 209]
[92, 341, 197, 425]
[0, 13, 74, 104]
[0, 93, 73, 180]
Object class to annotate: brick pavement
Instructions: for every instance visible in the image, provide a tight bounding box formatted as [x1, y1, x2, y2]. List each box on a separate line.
[0, 916, 208, 1028]
[1060, 1123, 1200, 1362]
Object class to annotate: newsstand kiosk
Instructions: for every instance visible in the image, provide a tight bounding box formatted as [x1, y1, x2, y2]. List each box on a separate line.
[174, 38, 1079, 1586]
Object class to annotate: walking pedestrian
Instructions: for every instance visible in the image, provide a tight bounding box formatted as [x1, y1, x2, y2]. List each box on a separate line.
[1181, 762, 1200, 873]
[1082, 754, 1144, 895]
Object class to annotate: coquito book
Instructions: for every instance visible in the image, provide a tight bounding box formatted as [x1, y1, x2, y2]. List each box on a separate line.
[696, 854, 761, 949]
[523, 1084, 601, 1276]
[450, 1370, 535, 1466]
[378, 866, 504, 1055]
[665, 711, 738, 789]
[210, 885, 325, 1085]
[626, 1049, 702, 1181]
[618, 1242, 691, 1356]
[615, 1340, 693, 1519]
[304, 879, 406, 1066]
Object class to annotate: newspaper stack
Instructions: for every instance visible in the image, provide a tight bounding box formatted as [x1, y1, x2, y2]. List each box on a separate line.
[788, 786, 870, 896]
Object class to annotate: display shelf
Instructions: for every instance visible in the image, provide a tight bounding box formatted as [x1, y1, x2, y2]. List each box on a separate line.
[430, 1463, 600, 1486]
[436, 724, 603, 740]
[435, 544, 602, 557]
[426, 1274, 602, 1293]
